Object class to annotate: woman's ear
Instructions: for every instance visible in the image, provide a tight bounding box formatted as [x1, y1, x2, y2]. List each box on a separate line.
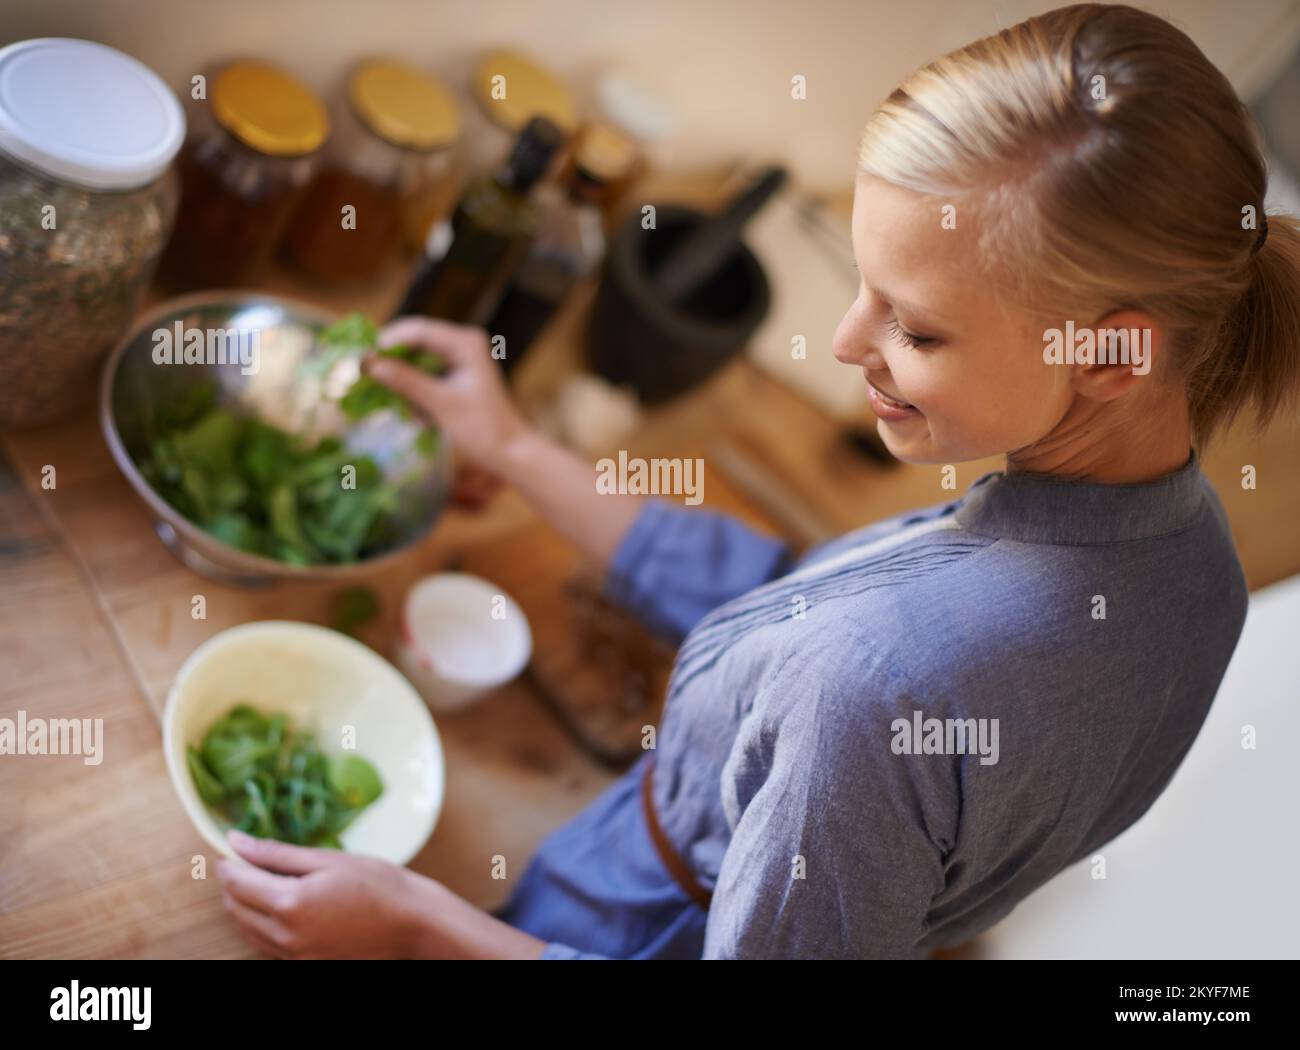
[1066, 309, 1166, 404]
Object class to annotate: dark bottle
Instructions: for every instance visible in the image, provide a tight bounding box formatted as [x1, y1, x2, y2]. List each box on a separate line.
[392, 115, 564, 325]
[484, 122, 634, 375]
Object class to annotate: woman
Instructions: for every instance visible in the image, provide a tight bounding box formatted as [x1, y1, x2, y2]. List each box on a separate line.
[216, 3, 1300, 959]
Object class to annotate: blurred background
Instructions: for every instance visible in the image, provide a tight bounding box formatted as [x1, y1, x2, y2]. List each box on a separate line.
[1, 0, 1297, 960]
[5, 0, 1300, 188]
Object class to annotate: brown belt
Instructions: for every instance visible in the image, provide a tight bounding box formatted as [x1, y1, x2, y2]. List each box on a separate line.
[641, 756, 713, 911]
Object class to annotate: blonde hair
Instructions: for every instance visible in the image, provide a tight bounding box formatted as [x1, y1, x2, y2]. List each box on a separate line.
[858, 2, 1300, 445]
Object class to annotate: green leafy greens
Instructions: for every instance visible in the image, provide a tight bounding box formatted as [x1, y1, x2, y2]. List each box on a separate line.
[316, 311, 446, 457]
[135, 313, 447, 566]
[330, 585, 380, 636]
[187, 704, 384, 849]
[138, 395, 403, 565]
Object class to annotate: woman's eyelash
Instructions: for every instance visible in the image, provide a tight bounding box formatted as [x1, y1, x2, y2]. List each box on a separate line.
[886, 317, 935, 349]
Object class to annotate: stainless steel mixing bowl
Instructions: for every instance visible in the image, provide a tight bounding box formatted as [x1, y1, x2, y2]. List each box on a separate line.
[100, 291, 452, 586]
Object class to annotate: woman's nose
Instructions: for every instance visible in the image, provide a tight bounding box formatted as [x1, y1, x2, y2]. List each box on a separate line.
[832, 313, 885, 369]
[832, 310, 862, 364]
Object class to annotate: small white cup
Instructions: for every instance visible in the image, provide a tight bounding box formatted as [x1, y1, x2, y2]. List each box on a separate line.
[398, 573, 532, 712]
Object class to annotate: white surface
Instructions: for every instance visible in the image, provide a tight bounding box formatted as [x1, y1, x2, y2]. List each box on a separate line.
[163, 621, 445, 866]
[979, 574, 1300, 959]
[0, 38, 184, 189]
[1265, 149, 1300, 215]
[399, 573, 532, 712]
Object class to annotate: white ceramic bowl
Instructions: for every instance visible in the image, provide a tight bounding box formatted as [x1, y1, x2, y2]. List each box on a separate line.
[164, 620, 445, 865]
[398, 573, 533, 712]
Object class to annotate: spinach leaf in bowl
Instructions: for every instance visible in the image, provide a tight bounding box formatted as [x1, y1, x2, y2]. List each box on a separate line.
[188, 704, 384, 849]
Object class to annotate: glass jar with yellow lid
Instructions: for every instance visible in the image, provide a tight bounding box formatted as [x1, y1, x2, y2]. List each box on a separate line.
[465, 49, 579, 176]
[157, 60, 329, 290]
[284, 59, 461, 284]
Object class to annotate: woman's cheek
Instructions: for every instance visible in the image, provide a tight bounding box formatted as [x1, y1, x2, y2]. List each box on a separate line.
[917, 382, 1012, 458]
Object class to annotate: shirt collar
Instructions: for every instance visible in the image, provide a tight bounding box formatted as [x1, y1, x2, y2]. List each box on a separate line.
[954, 450, 1205, 545]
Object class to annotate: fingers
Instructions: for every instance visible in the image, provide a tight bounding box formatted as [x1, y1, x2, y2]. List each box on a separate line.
[364, 351, 440, 389]
[227, 828, 329, 876]
[364, 354, 447, 419]
[221, 889, 293, 959]
[378, 316, 487, 369]
[218, 854, 297, 913]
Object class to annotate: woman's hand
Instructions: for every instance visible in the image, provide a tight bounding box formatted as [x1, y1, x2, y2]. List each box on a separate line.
[216, 829, 546, 960]
[367, 316, 644, 566]
[367, 317, 533, 475]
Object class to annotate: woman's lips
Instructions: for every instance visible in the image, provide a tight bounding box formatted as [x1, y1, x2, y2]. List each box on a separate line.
[866, 378, 920, 422]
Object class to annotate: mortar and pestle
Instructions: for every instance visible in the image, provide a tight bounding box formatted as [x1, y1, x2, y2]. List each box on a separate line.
[587, 166, 785, 403]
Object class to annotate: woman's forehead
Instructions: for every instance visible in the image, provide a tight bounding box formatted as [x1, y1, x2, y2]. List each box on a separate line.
[851, 173, 985, 325]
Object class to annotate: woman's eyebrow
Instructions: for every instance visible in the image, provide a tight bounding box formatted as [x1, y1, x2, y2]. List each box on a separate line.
[867, 284, 953, 332]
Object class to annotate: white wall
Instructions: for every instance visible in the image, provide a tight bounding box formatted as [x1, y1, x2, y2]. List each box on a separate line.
[3, 0, 1299, 192]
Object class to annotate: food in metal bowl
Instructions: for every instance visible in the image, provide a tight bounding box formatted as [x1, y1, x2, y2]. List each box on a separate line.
[101, 294, 453, 584]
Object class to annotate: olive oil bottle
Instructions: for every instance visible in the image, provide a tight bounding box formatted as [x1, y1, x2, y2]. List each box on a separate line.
[484, 122, 635, 375]
[392, 115, 565, 325]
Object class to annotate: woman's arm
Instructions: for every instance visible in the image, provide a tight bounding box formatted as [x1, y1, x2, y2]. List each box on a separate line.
[368, 318, 797, 644]
[495, 425, 644, 569]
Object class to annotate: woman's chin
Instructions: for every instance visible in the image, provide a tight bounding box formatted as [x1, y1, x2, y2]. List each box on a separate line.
[876, 416, 939, 463]
[873, 413, 925, 457]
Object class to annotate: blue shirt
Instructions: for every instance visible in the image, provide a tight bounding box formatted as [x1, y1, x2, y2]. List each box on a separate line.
[496, 453, 1247, 958]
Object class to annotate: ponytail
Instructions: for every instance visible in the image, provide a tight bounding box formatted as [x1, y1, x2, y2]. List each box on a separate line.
[1194, 212, 1300, 442]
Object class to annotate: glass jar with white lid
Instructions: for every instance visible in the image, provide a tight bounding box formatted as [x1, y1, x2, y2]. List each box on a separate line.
[0, 37, 185, 427]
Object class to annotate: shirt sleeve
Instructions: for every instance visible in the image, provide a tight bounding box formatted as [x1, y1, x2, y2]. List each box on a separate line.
[537, 942, 608, 960]
[602, 498, 796, 646]
[702, 648, 961, 959]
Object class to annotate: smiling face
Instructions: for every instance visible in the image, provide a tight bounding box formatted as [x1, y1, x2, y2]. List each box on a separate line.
[833, 173, 1073, 465]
